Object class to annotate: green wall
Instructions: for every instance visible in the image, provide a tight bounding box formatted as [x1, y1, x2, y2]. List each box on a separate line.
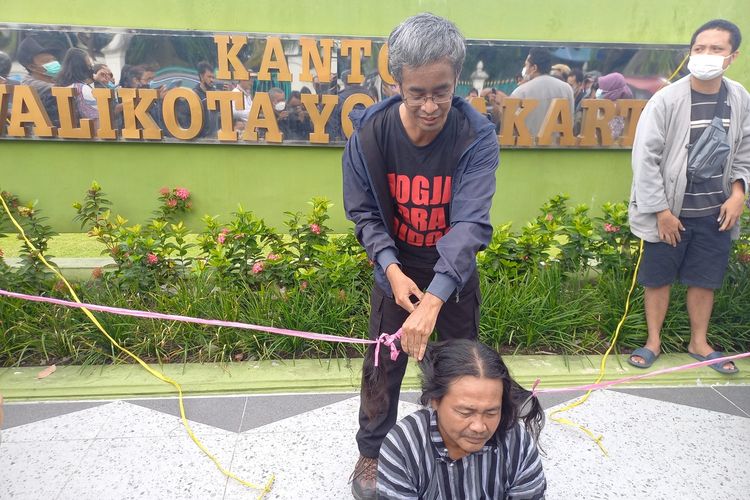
[2, 0, 748, 232]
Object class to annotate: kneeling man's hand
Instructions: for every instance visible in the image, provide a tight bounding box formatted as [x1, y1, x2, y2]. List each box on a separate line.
[400, 294, 444, 361]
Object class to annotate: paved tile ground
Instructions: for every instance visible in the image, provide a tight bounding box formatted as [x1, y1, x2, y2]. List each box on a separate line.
[1, 387, 749, 499]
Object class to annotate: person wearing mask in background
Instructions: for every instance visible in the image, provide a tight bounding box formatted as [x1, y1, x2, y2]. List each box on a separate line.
[278, 90, 313, 141]
[118, 64, 145, 89]
[258, 86, 286, 140]
[231, 67, 257, 129]
[92, 62, 122, 125]
[16, 36, 63, 127]
[510, 47, 574, 138]
[628, 19, 749, 375]
[92, 63, 115, 89]
[595, 72, 633, 141]
[57, 48, 99, 127]
[139, 63, 159, 87]
[582, 71, 601, 100]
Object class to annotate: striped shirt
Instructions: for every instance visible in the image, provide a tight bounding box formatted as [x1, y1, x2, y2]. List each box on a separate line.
[681, 87, 731, 218]
[377, 408, 546, 499]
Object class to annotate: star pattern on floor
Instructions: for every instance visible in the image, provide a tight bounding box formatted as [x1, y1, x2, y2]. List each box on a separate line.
[1, 389, 748, 499]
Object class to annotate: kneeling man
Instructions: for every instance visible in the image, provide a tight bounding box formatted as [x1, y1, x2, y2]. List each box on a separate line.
[377, 340, 546, 499]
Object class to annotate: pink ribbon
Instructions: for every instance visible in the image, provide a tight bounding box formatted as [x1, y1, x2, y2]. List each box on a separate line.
[1, 289, 745, 385]
[530, 378, 541, 398]
[0, 288, 378, 345]
[534, 351, 750, 395]
[374, 329, 403, 367]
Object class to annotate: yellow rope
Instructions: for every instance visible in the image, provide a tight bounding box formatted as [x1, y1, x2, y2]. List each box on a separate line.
[547, 240, 645, 456]
[0, 193, 274, 498]
[550, 52, 685, 452]
[667, 53, 690, 83]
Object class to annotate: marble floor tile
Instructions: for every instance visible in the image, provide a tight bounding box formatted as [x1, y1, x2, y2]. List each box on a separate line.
[59, 433, 236, 500]
[1, 403, 114, 443]
[2, 400, 106, 429]
[130, 395, 249, 433]
[541, 390, 750, 499]
[0, 439, 95, 499]
[94, 400, 229, 439]
[712, 386, 750, 417]
[246, 395, 419, 434]
[613, 386, 750, 417]
[240, 392, 357, 431]
[225, 429, 358, 500]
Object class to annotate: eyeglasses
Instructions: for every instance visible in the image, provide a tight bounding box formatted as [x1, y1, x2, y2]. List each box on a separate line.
[402, 90, 454, 108]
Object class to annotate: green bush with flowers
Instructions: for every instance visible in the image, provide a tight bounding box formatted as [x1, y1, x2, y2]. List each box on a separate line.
[0, 183, 748, 366]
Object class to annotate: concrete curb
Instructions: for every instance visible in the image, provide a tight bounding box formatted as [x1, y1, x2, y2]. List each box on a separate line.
[1, 354, 748, 401]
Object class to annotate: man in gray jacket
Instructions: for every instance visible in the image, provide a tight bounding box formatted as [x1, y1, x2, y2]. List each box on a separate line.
[628, 19, 749, 374]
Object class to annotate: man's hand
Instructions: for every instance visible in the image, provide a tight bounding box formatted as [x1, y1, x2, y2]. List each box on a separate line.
[400, 293, 444, 361]
[656, 209, 685, 247]
[718, 184, 746, 231]
[386, 264, 423, 313]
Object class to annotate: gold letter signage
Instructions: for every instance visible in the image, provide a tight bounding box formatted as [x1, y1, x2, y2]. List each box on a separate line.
[0, 23, 685, 148]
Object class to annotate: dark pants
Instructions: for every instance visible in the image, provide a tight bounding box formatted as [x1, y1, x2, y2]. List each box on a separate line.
[356, 266, 480, 458]
[637, 215, 732, 289]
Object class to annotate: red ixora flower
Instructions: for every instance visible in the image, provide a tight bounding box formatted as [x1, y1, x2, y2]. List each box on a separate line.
[217, 234, 226, 245]
[91, 267, 103, 279]
[252, 261, 264, 274]
[159, 187, 170, 196]
[739, 253, 750, 264]
[146, 253, 159, 265]
[166, 199, 178, 208]
[310, 223, 321, 235]
[175, 188, 190, 200]
[545, 213, 553, 222]
[604, 223, 620, 233]
[267, 253, 280, 261]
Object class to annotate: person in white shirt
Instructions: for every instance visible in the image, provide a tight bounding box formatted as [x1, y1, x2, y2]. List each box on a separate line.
[231, 68, 257, 127]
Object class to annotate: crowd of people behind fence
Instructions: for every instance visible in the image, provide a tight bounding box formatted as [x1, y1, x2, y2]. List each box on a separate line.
[1, 35, 642, 144]
[464, 47, 634, 139]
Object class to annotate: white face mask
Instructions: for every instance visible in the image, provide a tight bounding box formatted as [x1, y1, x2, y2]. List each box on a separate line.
[274, 101, 286, 111]
[521, 66, 527, 79]
[595, 88, 604, 99]
[688, 54, 731, 81]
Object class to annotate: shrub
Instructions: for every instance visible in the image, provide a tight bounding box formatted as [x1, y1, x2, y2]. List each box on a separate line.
[0, 186, 748, 367]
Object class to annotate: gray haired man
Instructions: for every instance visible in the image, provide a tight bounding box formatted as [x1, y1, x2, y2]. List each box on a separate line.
[342, 13, 499, 498]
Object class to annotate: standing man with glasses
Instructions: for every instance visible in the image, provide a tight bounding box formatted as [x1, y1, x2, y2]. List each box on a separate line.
[342, 13, 499, 499]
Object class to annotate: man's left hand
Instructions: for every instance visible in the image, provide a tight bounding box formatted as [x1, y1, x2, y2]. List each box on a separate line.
[400, 293, 444, 361]
[718, 190, 746, 231]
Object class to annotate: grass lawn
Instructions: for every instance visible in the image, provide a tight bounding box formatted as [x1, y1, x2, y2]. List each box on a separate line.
[1, 233, 199, 258]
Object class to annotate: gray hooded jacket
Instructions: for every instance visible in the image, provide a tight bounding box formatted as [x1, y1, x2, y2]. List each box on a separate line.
[629, 75, 750, 242]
